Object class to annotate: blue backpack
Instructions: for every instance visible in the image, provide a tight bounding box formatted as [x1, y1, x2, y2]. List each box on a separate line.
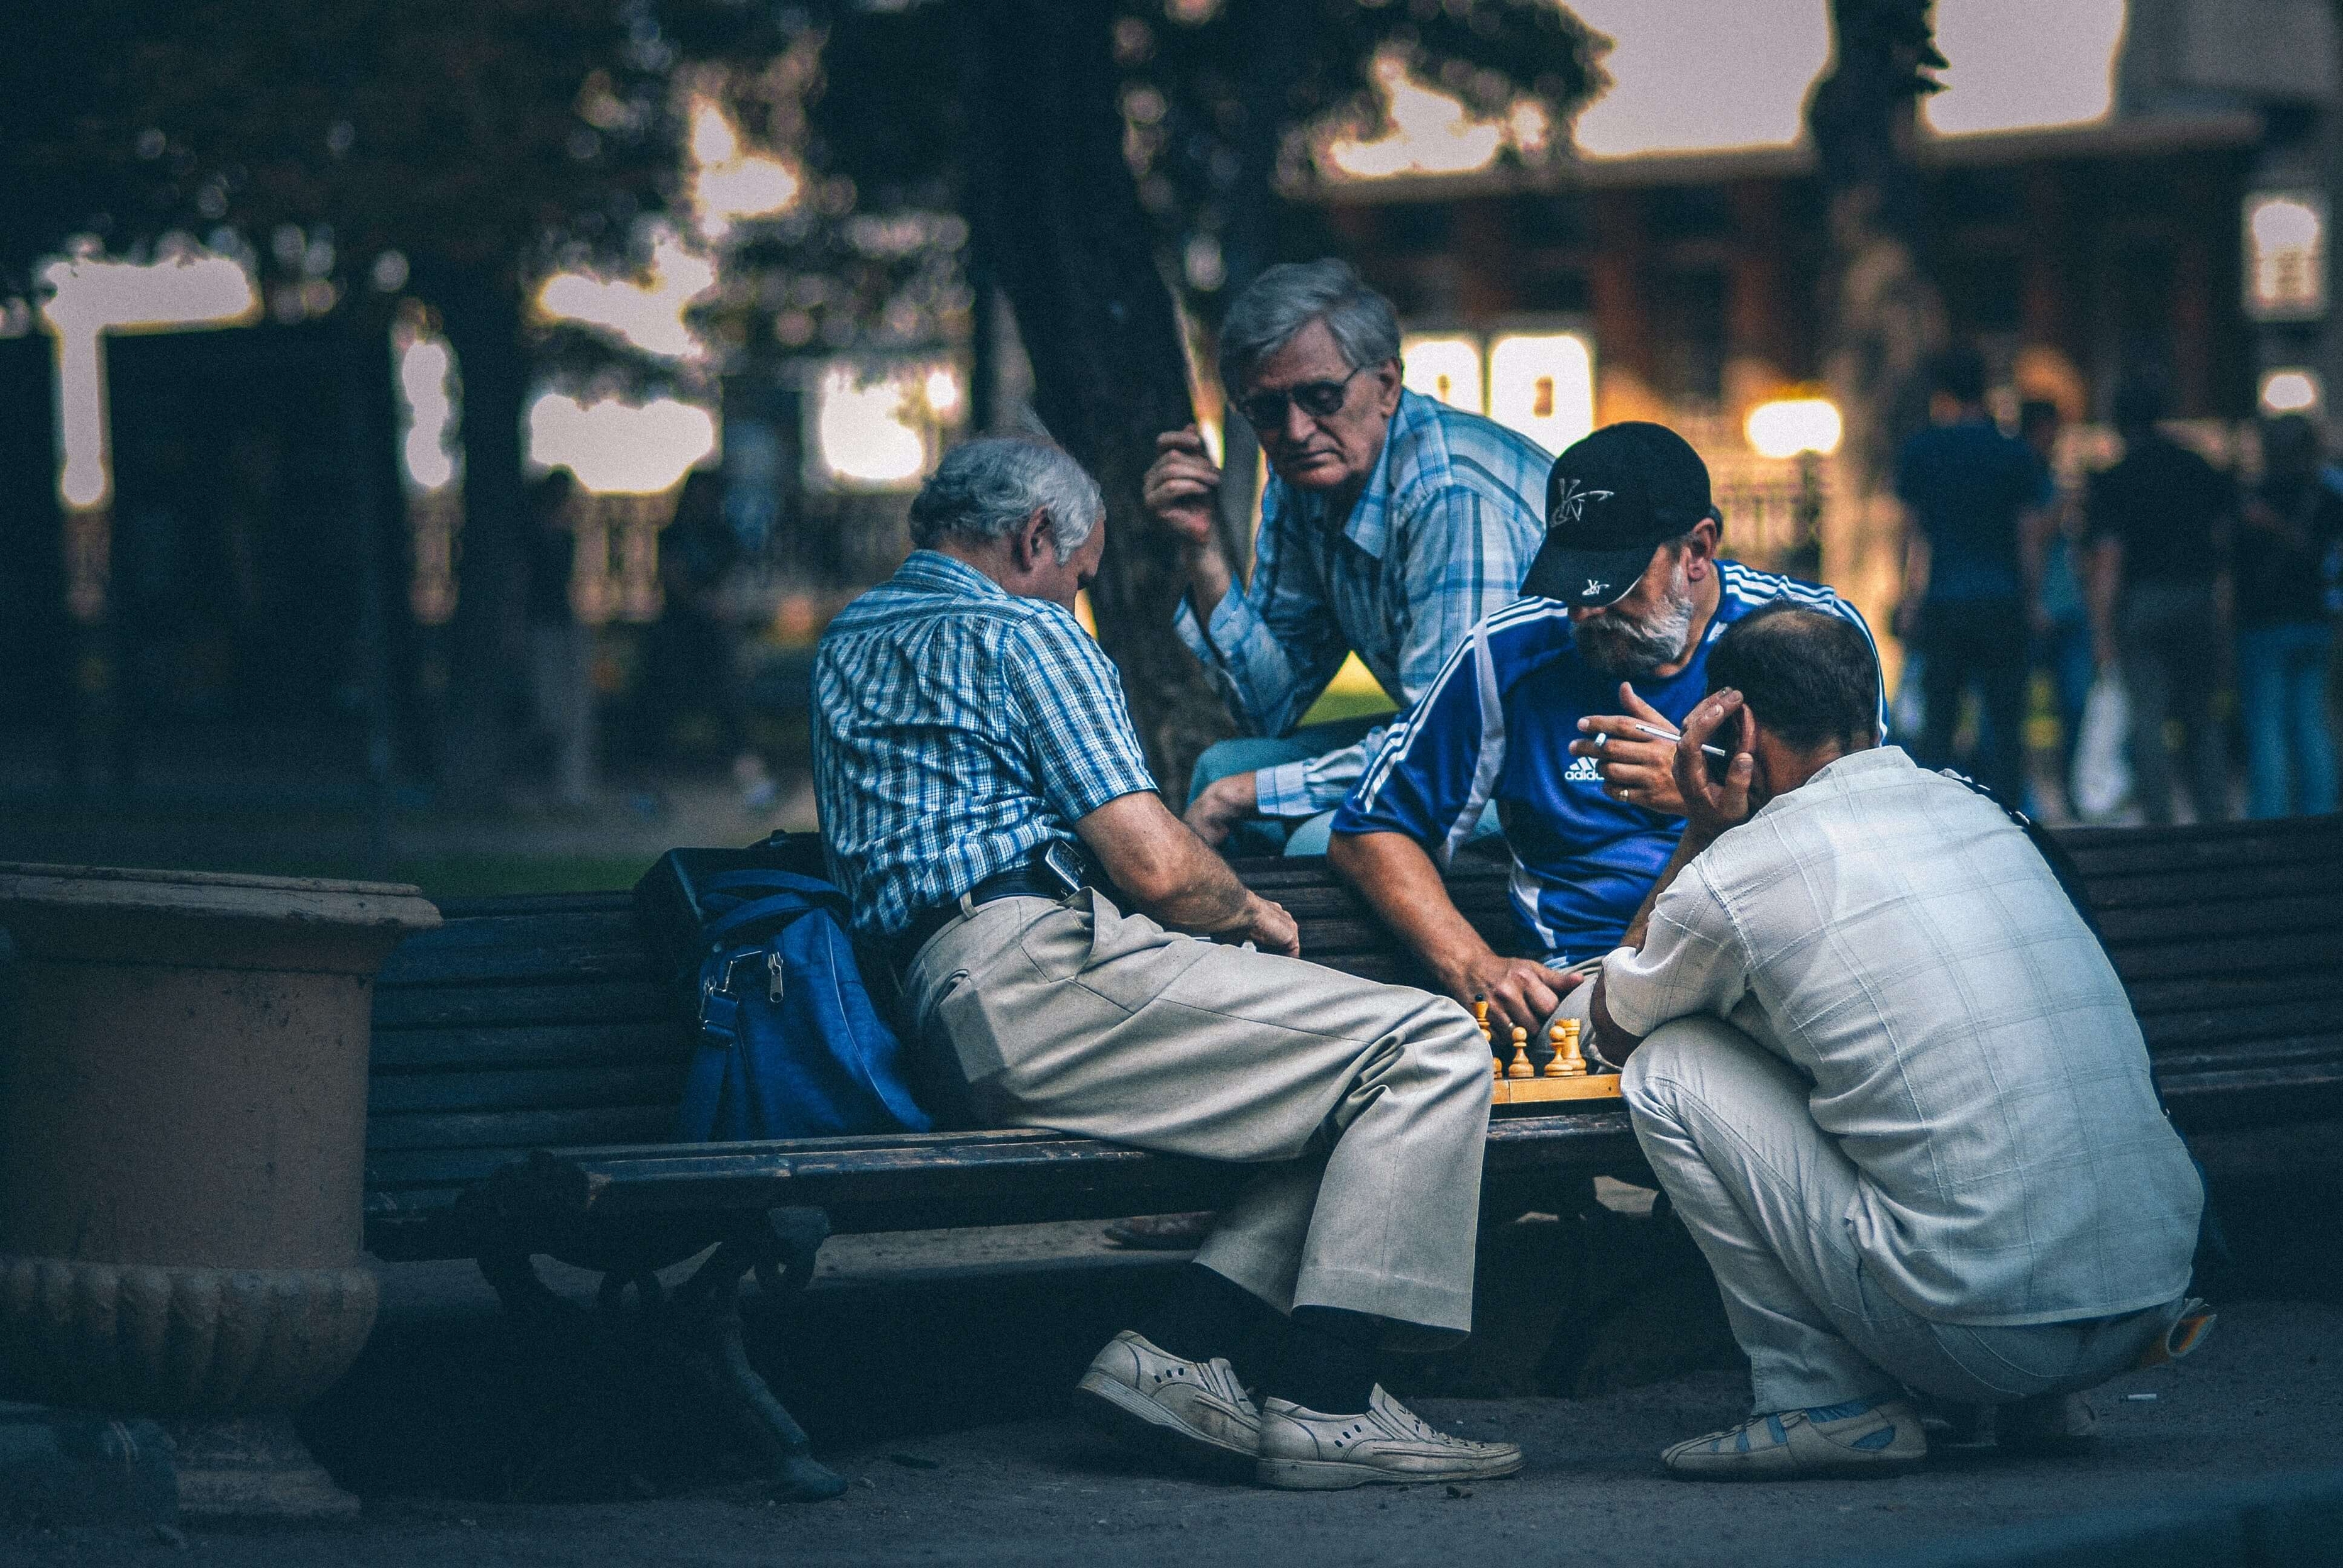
[676, 869, 933, 1142]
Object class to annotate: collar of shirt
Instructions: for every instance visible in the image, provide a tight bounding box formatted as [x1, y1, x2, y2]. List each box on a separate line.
[892, 548, 1009, 600]
[1273, 386, 1438, 563]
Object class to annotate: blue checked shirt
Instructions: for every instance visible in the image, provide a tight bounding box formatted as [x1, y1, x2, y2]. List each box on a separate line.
[812, 551, 1159, 939]
[1174, 389, 1551, 817]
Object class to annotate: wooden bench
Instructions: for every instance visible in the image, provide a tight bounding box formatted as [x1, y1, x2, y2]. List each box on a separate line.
[360, 815, 2343, 1499]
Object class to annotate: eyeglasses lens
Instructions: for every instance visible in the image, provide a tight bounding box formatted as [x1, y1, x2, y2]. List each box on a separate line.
[1240, 377, 1352, 431]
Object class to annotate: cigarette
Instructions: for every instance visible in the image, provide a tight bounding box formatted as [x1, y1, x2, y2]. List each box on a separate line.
[1626, 719, 1732, 762]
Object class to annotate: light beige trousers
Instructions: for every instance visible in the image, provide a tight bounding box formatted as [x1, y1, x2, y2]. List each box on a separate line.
[901, 890, 1493, 1336]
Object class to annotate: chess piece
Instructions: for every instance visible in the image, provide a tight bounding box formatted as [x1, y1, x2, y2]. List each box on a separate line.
[1506, 1025, 1534, 1079]
[1476, 997, 1500, 1078]
[1546, 1019, 1587, 1077]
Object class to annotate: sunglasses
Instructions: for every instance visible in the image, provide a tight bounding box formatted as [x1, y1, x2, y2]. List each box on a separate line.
[1237, 365, 1364, 433]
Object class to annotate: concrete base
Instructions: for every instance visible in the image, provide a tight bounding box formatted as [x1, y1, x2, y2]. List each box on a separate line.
[0, 1402, 177, 1527]
[165, 1415, 358, 1521]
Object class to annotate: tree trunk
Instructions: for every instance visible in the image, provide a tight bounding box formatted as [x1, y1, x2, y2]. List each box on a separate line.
[955, 0, 1234, 798]
[1807, 0, 1947, 627]
[431, 268, 531, 802]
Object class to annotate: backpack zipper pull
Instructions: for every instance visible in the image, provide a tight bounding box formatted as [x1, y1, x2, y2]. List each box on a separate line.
[766, 947, 786, 1003]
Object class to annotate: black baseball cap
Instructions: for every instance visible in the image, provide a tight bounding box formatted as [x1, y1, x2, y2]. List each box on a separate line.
[1520, 422, 1719, 608]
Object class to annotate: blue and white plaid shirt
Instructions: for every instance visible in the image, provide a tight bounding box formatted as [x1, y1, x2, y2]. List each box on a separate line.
[813, 550, 1159, 939]
[1175, 389, 1551, 817]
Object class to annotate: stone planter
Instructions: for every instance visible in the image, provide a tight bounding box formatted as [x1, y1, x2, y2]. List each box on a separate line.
[0, 864, 439, 1515]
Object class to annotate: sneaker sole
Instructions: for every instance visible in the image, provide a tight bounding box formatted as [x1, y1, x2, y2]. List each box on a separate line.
[1256, 1451, 1526, 1491]
[1664, 1451, 1924, 1482]
[1073, 1370, 1256, 1474]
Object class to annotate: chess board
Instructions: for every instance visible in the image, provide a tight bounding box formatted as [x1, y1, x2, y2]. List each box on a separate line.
[1493, 1072, 1622, 1104]
[1478, 1003, 1623, 1103]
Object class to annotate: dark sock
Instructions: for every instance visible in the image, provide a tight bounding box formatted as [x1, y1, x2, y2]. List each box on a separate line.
[1265, 1305, 1382, 1415]
[1134, 1263, 1280, 1366]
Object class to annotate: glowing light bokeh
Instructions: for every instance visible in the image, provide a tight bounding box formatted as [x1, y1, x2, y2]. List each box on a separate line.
[395, 328, 462, 493]
[40, 247, 260, 510]
[814, 365, 929, 489]
[2259, 369, 2322, 416]
[528, 392, 718, 495]
[531, 227, 718, 362]
[2246, 193, 2328, 319]
[1401, 334, 1485, 415]
[685, 93, 805, 242]
[1924, 0, 2122, 136]
[924, 366, 962, 418]
[1488, 333, 1595, 456]
[1746, 397, 1844, 460]
[1321, 53, 1507, 180]
[811, 360, 963, 490]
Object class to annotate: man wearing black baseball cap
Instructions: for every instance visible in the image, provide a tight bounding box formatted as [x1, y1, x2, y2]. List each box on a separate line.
[1329, 422, 1884, 1040]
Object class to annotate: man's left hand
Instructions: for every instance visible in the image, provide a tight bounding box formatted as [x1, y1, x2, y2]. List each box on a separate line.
[1675, 688, 1756, 844]
[1571, 683, 1688, 815]
[1183, 770, 1259, 847]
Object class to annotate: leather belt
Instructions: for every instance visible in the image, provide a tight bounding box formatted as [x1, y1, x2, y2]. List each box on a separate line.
[890, 864, 1071, 969]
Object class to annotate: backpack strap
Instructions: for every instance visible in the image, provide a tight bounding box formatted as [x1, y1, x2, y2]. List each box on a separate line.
[706, 890, 820, 945]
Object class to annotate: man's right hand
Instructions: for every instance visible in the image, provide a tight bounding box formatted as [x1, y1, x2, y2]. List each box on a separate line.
[1221, 891, 1300, 957]
[1143, 426, 1224, 553]
[1182, 770, 1258, 847]
[1438, 952, 1577, 1040]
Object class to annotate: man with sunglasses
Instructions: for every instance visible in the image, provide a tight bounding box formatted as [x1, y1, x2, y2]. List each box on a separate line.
[1147, 259, 1551, 856]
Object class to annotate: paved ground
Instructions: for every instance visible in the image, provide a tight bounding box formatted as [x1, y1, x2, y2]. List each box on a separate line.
[8, 1179, 2340, 1567]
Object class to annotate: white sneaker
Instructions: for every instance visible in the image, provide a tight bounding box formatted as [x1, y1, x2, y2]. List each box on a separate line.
[1255, 1385, 1523, 1490]
[1073, 1330, 1260, 1470]
[1662, 1396, 1926, 1480]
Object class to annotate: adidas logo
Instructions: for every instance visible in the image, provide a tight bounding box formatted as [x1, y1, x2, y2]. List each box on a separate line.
[1564, 755, 1604, 783]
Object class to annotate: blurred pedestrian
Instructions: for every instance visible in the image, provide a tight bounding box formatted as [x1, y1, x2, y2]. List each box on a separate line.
[2022, 399, 2095, 815]
[524, 467, 596, 808]
[2235, 415, 2341, 819]
[2085, 380, 2237, 825]
[636, 466, 768, 802]
[1895, 347, 2052, 803]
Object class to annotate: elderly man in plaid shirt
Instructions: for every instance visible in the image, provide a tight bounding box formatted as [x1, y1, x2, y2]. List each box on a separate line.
[1146, 259, 1550, 856]
[812, 436, 1521, 1491]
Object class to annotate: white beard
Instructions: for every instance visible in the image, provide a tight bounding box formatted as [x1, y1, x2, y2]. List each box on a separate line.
[1576, 564, 1697, 678]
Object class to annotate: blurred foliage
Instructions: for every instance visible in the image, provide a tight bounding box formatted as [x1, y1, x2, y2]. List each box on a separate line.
[1111, 0, 1610, 300]
[0, 0, 784, 302]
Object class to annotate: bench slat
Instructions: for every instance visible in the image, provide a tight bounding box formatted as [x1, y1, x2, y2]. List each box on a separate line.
[2059, 818, 2343, 876]
[2107, 929, 2343, 982]
[374, 979, 671, 1031]
[2083, 859, 2343, 910]
[377, 933, 658, 989]
[2141, 999, 2343, 1049]
[2124, 970, 2339, 1017]
[2152, 1034, 2343, 1079]
[2095, 894, 2343, 946]
[366, 1106, 673, 1152]
[368, 1063, 686, 1116]
[371, 1021, 686, 1074]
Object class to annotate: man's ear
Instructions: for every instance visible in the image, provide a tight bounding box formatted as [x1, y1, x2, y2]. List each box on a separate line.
[1680, 516, 1721, 583]
[1011, 506, 1053, 571]
[1370, 358, 1402, 416]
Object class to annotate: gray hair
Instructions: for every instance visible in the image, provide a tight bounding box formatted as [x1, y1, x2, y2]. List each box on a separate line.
[1217, 258, 1402, 395]
[907, 437, 1103, 563]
